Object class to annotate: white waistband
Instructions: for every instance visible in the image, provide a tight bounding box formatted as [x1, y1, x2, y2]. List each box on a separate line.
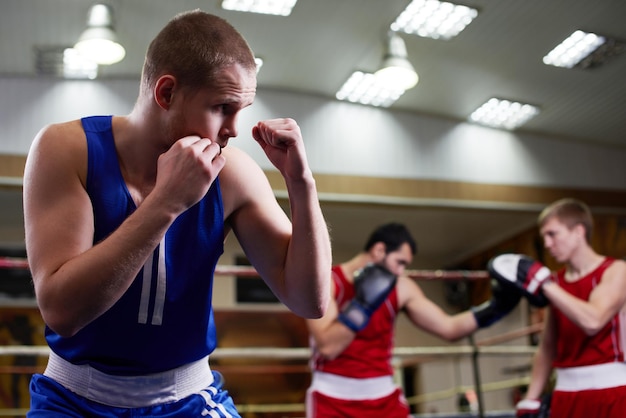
[309, 371, 397, 400]
[44, 351, 214, 408]
[555, 362, 626, 391]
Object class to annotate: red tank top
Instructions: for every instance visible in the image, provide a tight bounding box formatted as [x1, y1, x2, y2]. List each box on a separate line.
[311, 265, 400, 378]
[552, 258, 626, 368]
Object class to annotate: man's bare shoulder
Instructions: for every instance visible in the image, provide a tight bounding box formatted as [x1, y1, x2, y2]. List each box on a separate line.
[219, 145, 273, 218]
[220, 145, 266, 182]
[612, 258, 626, 268]
[398, 274, 422, 288]
[221, 145, 255, 162]
[607, 258, 626, 278]
[397, 274, 425, 304]
[27, 119, 89, 184]
[34, 119, 86, 147]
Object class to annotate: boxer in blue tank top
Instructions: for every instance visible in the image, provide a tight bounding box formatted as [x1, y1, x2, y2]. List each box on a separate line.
[23, 10, 331, 417]
[45, 115, 224, 375]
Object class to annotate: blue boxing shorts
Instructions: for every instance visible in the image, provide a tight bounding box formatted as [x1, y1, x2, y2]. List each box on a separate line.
[28, 353, 240, 417]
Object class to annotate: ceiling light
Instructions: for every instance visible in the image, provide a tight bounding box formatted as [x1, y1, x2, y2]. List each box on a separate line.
[391, 0, 478, 40]
[543, 30, 605, 68]
[35, 46, 99, 79]
[374, 32, 419, 91]
[74, 3, 126, 65]
[221, 0, 298, 16]
[336, 71, 407, 108]
[576, 38, 626, 70]
[469, 98, 540, 130]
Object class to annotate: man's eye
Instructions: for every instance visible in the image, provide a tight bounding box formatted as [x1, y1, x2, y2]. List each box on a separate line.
[220, 104, 235, 114]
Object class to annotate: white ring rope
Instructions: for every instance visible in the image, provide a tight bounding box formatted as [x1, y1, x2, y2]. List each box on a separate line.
[0, 257, 490, 281]
[0, 344, 535, 414]
[0, 319, 543, 358]
[0, 344, 536, 358]
[0, 339, 536, 414]
[0, 258, 531, 415]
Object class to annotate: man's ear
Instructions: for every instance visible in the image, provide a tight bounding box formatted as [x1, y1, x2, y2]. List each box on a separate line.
[154, 75, 176, 110]
[573, 223, 587, 241]
[371, 242, 387, 262]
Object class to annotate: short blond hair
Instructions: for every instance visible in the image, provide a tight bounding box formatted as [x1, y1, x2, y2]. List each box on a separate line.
[141, 10, 256, 93]
[538, 198, 594, 243]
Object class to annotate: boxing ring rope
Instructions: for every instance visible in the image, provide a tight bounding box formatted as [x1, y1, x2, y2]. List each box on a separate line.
[0, 344, 538, 415]
[0, 334, 540, 415]
[0, 257, 28, 269]
[0, 343, 539, 359]
[0, 257, 530, 417]
[0, 256, 491, 281]
[0, 346, 535, 415]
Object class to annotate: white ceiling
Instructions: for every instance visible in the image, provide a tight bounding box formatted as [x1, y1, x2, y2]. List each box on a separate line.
[1, 0, 624, 270]
[2, 0, 625, 148]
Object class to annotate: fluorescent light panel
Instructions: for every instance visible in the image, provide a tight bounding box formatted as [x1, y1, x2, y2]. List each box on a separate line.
[336, 71, 407, 108]
[35, 46, 99, 79]
[543, 30, 606, 68]
[63, 48, 99, 79]
[469, 98, 539, 130]
[391, 0, 478, 40]
[221, 0, 297, 16]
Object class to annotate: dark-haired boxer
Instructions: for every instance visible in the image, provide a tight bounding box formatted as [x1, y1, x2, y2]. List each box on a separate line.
[306, 222, 521, 418]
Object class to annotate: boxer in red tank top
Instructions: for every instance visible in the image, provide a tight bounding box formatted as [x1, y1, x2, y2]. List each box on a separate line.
[306, 222, 522, 417]
[516, 199, 626, 418]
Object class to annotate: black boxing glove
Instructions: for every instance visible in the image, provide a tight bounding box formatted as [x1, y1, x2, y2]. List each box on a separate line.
[488, 254, 551, 308]
[338, 264, 397, 332]
[471, 279, 522, 328]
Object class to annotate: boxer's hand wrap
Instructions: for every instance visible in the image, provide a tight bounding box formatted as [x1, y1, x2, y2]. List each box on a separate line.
[471, 279, 522, 328]
[338, 264, 397, 332]
[516, 398, 552, 418]
[488, 254, 551, 307]
[516, 399, 540, 417]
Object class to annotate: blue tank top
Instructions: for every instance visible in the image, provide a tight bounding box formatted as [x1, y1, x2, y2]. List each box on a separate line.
[45, 115, 224, 375]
